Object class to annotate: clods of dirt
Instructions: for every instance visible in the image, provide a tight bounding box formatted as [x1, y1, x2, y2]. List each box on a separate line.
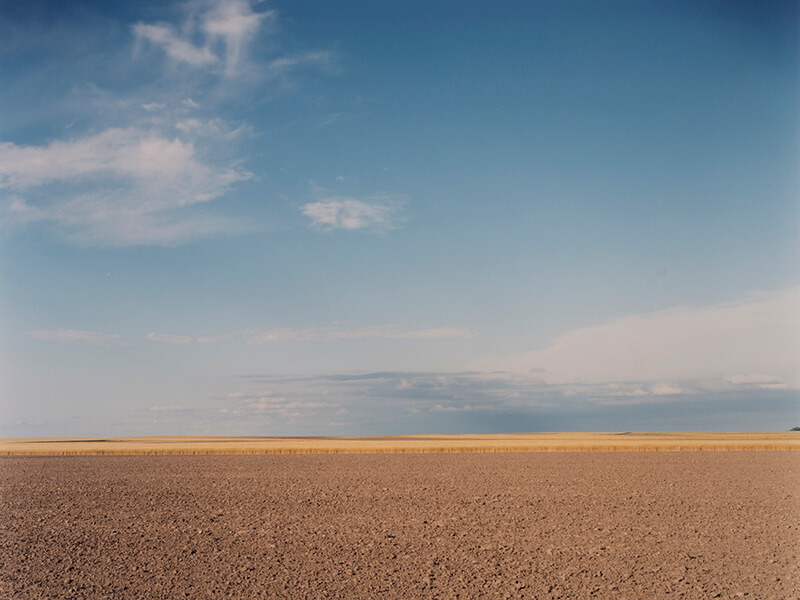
[1, 452, 797, 599]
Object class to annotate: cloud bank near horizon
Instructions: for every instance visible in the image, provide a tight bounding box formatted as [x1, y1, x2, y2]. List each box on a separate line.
[14, 286, 800, 436]
[473, 287, 800, 393]
[27, 287, 798, 399]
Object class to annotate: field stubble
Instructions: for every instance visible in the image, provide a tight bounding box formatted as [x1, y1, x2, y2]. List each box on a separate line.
[1, 431, 798, 456]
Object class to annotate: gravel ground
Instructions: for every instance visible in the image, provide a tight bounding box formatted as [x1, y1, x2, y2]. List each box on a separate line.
[1, 452, 798, 599]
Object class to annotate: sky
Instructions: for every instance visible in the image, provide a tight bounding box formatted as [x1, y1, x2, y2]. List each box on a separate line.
[1, 0, 798, 437]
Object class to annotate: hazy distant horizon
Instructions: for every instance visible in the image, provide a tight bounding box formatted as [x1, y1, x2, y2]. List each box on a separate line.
[1, 0, 798, 437]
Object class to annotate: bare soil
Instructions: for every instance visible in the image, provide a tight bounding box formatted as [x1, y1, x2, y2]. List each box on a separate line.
[1, 452, 798, 599]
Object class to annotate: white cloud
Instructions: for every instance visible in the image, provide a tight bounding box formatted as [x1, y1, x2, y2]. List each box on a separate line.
[0, 128, 251, 245]
[141, 102, 166, 112]
[0, 128, 203, 187]
[27, 329, 129, 347]
[474, 287, 800, 389]
[149, 405, 186, 412]
[302, 194, 404, 231]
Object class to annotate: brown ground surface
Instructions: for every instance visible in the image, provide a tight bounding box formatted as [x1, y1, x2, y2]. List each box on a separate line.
[1, 452, 798, 599]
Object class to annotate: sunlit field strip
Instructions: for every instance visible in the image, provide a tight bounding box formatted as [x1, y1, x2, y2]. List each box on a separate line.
[1, 432, 798, 455]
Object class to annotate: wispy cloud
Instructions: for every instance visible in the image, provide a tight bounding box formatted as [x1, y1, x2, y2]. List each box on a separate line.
[175, 118, 253, 140]
[134, 23, 219, 67]
[134, 0, 273, 75]
[267, 51, 333, 77]
[302, 190, 405, 232]
[134, 0, 330, 80]
[204, 0, 273, 74]
[0, 127, 251, 245]
[27, 329, 129, 347]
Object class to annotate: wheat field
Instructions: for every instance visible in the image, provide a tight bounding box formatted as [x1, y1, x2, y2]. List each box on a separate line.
[1, 431, 798, 455]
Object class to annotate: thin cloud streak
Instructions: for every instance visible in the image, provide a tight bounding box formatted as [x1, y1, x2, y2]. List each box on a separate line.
[245, 325, 472, 343]
[146, 325, 473, 344]
[146, 332, 231, 344]
[267, 51, 333, 76]
[146, 333, 195, 344]
[392, 327, 473, 339]
[27, 329, 130, 347]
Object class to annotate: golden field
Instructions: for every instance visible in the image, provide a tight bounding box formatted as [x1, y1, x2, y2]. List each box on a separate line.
[0, 431, 798, 455]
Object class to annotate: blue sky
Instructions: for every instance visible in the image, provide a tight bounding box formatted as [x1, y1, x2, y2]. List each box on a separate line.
[1, 0, 798, 436]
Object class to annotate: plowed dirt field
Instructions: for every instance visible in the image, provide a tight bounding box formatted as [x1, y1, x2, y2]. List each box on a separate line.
[1, 452, 797, 599]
